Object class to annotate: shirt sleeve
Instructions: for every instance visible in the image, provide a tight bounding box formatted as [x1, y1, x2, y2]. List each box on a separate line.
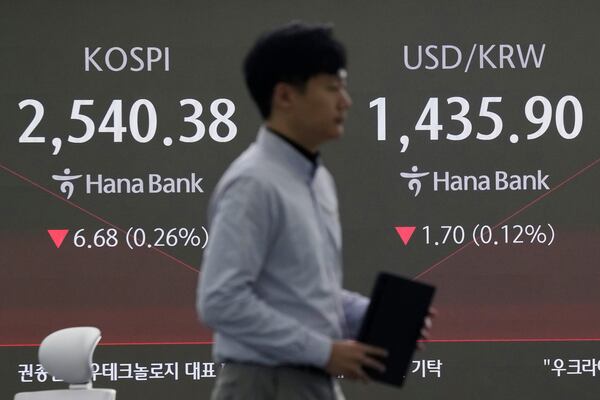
[197, 176, 332, 367]
[341, 289, 370, 339]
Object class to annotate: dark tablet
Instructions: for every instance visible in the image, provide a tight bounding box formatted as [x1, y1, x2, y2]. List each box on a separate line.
[357, 272, 436, 387]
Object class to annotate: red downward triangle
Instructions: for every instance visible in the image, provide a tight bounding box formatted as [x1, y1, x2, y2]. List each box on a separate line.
[47, 229, 69, 249]
[395, 226, 416, 245]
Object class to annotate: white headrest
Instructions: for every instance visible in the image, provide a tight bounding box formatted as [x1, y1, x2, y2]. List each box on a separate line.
[38, 327, 101, 384]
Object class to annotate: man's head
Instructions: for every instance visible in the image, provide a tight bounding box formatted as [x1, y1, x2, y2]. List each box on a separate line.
[244, 22, 352, 151]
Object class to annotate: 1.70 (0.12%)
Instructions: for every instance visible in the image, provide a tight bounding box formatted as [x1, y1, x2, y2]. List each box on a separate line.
[422, 224, 555, 246]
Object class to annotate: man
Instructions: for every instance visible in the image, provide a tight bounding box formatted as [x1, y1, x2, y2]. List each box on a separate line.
[197, 22, 428, 399]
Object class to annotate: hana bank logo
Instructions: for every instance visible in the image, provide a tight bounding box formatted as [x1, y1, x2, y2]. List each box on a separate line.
[51, 168, 204, 198]
[400, 165, 550, 197]
[52, 168, 83, 199]
[400, 166, 430, 197]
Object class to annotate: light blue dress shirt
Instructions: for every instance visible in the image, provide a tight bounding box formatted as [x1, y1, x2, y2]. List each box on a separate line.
[197, 126, 369, 368]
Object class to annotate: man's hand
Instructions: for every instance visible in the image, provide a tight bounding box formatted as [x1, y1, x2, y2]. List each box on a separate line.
[417, 307, 437, 350]
[325, 340, 388, 383]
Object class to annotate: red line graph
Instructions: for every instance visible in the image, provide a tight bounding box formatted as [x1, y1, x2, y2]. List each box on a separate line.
[0, 162, 199, 274]
[414, 155, 600, 280]
[2, 154, 600, 347]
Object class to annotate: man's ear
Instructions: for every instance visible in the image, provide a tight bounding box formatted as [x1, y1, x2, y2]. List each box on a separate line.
[271, 82, 297, 112]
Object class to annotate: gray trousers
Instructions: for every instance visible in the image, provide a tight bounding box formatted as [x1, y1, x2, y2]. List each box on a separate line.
[211, 363, 345, 400]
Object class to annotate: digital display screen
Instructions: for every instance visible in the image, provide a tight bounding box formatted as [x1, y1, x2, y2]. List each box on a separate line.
[2, 1, 599, 398]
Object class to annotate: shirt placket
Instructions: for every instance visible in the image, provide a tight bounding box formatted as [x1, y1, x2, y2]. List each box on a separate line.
[308, 176, 350, 339]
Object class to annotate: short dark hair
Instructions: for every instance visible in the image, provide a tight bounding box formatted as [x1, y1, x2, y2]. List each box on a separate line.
[243, 21, 347, 119]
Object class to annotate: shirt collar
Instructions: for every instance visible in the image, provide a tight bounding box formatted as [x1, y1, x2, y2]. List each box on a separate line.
[256, 125, 321, 181]
[266, 127, 320, 166]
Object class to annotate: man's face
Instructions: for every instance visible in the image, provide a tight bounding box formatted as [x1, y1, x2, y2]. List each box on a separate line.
[288, 70, 352, 148]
